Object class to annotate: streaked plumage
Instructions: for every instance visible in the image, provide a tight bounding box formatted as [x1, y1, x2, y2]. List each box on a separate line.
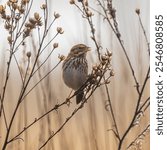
[62, 44, 90, 104]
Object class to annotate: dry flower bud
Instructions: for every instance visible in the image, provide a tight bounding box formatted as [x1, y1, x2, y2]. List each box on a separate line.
[54, 12, 60, 19]
[29, 18, 36, 25]
[87, 11, 93, 17]
[107, 50, 112, 57]
[85, 1, 88, 6]
[0, 5, 5, 13]
[105, 80, 110, 84]
[41, 4, 47, 9]
[7, 1, 11, 6]
[34, 12, 40, 20]
[101, 55, 108, 61]
[6, 15, 11, 21]
[111, 8, 116, 19]
[12, 3, 17, 10]
[21, 0, 29, 5]
[10, 0, 18, 3]
[110, 70, 114, 76]
[96, 70, 102, 76]
[53, 43, 59, 48]
[57, 27, 64, 34]
[92, 65, 98, 71]
[23, 28, 31, 37]
[26, 51, 31, 58]
[18, 6, 25, 13]
[58, 54, 65, 61]
[69, 0, 75, 4]
[7, 36, 12, 44]
[135, 8, 140, 15]
[4, 22, 11, 30]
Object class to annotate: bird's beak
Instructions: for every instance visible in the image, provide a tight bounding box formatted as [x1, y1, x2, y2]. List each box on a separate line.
[86, 47, 91, 51]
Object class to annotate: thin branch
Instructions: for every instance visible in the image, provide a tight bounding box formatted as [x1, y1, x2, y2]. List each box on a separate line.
[126, 124, 150, 149]
[7, 103, 66, 144]
[137, 13, 150, 55]
[118, 67, 150, 150]
[21, 60, 62, 101]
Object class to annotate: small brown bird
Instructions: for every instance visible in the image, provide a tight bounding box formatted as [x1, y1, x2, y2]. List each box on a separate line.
[62, 44, 90, 104]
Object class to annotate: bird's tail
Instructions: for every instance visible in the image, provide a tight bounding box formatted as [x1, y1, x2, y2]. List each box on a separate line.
[76, 90, 84, 104]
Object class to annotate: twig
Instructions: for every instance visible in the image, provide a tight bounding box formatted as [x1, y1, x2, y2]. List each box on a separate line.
[21, 60, 62, 102]
[126, 124, 150, 149]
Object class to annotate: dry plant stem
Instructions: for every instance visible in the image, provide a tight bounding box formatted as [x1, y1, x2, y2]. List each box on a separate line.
[138, 97, 150, 113]
[21, 61, 61, 102]
[81, 2, 120, 139]
[8, 103, 65, 144]
[1, 2, 51, 149]
[80, 2, 101, 60]
[39, 105, 83, 150]
[137, 14, 150, 55]
[98, 0, 140, 94]
[0, 0, 33, 116]
[74, 1, 120, 140]
[39, 86, 97, 149]
[5, 58, 61, 146]
[13, 54, 24, 84]
[117, 12, 150, 149]
[118, 67, 150, 150]
[91, 1, 149, 148]
[104, 83, 120, 140]
[126, 124, 150, 149]
[0, 51, 13, 118]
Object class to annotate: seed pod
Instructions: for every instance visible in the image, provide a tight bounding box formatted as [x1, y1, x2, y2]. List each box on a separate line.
[26, 51, 31, 58]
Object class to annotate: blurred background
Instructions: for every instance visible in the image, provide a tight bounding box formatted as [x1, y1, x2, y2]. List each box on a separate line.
[0, 0, 149, 149]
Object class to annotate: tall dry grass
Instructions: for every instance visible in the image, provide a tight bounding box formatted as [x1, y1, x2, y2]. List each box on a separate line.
[0, 0, 149, 150]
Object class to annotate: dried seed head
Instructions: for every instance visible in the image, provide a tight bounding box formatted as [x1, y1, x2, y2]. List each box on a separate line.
[23, 28, 31, 37]
[110, 70, 114, 76]
[135, 8, 140, 15]
[29, 18, 36, 25]
[87, 11, 93, 17]
[18, 6, 25, 13]
[12, 3, 17, 10]
[54, 12, 60, 19]
[105, 80, 110, 84]
[85, 1, 88, 6]
[41, 4, 47, 9]
[53, 43, 59, 49]
[69, 0, 75, 4]
[58, 54, 65, 61]
[101, 55, 108, 61]
[7, 36, 12, 44]
[107, 50, 112, 57]
[96, 70, 102, 76]
[111, 8, 116, 19]
[4, 22, 11, 30]
[34, 12, 40, 20]
[0, 5, 5, 14]
[9, 0, 18, 3]
[26, 51, 31, 58]
[21, 0, 30, 5]
[92, 65, 98, 71]
[57, 27, 64, 34]
[6, 15, 11, 21]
